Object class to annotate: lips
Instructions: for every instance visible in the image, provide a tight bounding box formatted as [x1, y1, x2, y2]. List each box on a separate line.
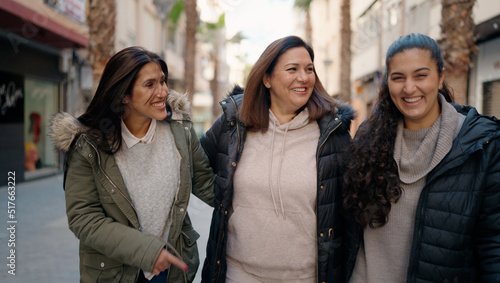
[152, 102, 165, 107]
[403, 96, 422, 103]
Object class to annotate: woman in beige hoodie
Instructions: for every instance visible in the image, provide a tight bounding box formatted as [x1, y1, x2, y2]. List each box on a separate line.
[200, 36, 354, 283]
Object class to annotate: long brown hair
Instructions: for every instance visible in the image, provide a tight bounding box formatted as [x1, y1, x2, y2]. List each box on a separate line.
[239, 35, 339, 131]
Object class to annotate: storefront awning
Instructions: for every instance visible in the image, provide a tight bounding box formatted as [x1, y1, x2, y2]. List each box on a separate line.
[0, 0, 88, 49]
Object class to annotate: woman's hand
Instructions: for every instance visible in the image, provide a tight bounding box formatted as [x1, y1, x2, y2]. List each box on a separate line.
[152, 248, 188, 275]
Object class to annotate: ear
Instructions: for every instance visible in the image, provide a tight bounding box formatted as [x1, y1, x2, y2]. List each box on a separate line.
[122, 95, 130, 104]
[262, 76, 271, 89]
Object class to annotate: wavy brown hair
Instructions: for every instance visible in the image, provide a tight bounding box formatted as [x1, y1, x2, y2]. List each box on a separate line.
[239, 35, 339, 131]
[343, 33, 454, 228]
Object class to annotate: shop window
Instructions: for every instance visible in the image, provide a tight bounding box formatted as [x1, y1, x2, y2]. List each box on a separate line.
[483, 80, 500, 118]
[24, 77, 58, 176]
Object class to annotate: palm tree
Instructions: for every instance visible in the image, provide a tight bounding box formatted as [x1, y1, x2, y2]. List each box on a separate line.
[339, 0, 351, 103]
[184, 0, 197, 103]
[87, 0, 116, 93]
[294, 0, 313, 45]
[200, 15, 244, 120]
[438, 0, 477, 105]
[199, 14, 225, 120]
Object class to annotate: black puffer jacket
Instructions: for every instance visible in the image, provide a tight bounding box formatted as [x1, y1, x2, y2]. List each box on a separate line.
[200, 86, 354, 283]
[345, 104, 500, 283]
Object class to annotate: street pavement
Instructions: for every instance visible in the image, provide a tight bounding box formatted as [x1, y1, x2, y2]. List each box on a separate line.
[0, 173, 213, 282]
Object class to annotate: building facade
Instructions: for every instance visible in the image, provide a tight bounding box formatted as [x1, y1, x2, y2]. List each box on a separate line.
[115, 0, 230, 135]
[305, 0, 500, 132]
[468, 1, 500, 118]
[0, 0, 232, 185]
[0, 0, 89, 185]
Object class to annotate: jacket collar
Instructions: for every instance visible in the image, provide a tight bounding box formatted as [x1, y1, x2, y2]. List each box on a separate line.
[429, 103, 500, 178]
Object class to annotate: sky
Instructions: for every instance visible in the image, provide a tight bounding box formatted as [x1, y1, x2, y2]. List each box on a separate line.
[222, 0, 296, 64]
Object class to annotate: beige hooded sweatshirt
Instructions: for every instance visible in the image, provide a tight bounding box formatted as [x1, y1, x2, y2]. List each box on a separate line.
[226, 108, 319, 282]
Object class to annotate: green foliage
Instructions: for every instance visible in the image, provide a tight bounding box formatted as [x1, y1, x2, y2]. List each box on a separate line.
[207, 14, 225, 30]
[169, 0, 184, 25]
[198, 13, 225, 34]
[294, 0, 312, 9]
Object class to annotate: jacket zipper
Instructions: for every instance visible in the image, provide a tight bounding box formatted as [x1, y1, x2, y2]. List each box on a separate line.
[228, 96, 241, 153]
[84, 136, 139, 218]
[317, 121, 342, 157]
[315, 120, 342, 283]
[218, 96, 239, 282]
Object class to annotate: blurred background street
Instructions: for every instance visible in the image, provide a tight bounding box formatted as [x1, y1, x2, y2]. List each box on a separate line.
[0, 0, 500, 281]
[0, 173, 212, 282]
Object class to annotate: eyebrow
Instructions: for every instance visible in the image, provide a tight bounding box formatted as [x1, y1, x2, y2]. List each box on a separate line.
[142, 75, 166, 83]
[390, 67, 431, 76]
[284, 63, 314, 67]
[413, 67, 431, 73]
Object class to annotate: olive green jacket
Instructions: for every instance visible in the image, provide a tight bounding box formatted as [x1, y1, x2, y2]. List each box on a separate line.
[50, 91, 215, 282]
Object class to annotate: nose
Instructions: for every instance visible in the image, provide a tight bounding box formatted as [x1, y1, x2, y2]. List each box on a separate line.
[403, 80, 416, 94]
[297, 70, 309, 83]
[157, 83, 168, 98]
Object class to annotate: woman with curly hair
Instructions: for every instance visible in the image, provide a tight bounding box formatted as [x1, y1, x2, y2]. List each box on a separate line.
[343, 33, 500, 282]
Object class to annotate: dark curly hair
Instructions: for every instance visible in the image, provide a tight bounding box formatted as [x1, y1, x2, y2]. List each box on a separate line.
[343, 33, 454, 228]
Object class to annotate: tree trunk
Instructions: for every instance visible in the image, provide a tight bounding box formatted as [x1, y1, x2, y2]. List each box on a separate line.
[87, 0, 116, 94]
[438, 0, 477, 105]
[339, 0, 351, 103]
[184, 0, 197, 103]
[305, 8, 312, 45]
[294, 0, 313, 45]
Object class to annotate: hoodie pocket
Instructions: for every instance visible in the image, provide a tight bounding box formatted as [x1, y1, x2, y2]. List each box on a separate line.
[226, 205, 317, 271]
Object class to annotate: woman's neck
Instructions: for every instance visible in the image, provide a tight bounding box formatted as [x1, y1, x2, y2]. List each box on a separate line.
[270, 108, 297, 125]
[123, 118, 152, 138]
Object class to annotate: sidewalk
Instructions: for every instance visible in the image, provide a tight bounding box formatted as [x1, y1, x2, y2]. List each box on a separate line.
[0, 173, 213, 282]
[0, 174, 79, 282]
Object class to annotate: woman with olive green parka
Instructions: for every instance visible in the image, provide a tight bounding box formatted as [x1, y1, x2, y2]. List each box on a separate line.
[50, 47, 214, 283]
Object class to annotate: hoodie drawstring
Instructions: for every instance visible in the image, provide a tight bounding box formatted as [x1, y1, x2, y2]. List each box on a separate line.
[268, 119, 290, 220]
[268, 121, 279, 217]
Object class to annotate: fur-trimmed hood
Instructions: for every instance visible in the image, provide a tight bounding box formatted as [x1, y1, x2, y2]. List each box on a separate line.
[49, 90, 191, 153]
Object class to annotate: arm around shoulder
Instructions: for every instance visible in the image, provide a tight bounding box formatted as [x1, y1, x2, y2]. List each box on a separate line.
[190, 125, 215, 206]
[199, 114, 225, 168]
